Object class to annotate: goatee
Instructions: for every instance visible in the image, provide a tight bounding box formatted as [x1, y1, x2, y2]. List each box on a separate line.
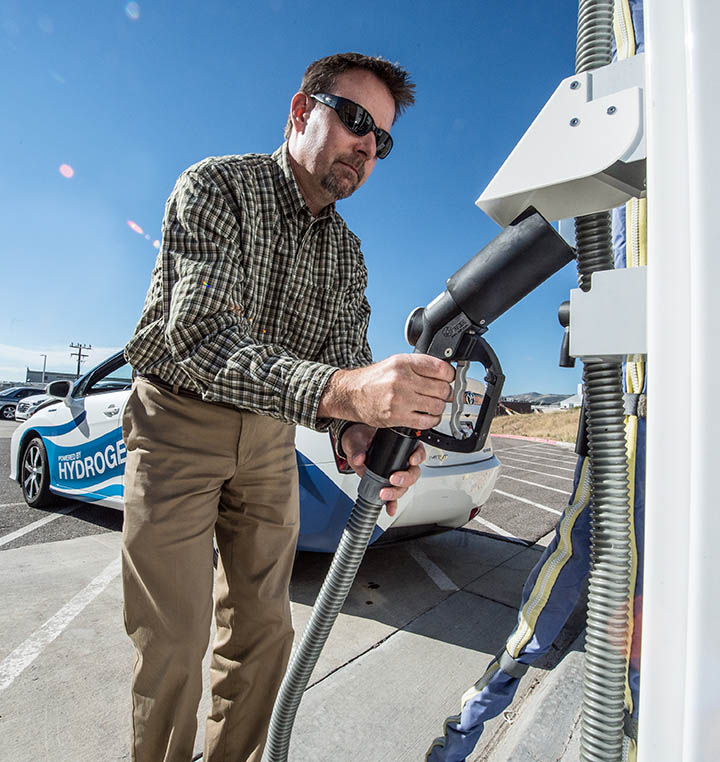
[320, 158, 365, 201]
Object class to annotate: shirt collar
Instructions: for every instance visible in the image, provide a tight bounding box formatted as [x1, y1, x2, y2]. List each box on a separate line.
[271, 142, 336, 223]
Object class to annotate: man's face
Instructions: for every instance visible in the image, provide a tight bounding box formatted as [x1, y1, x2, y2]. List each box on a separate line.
[293, 69, 396, 204]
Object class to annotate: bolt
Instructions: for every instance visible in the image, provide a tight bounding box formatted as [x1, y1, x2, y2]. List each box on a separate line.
[444, 348, 453, 358]
[570, 80, 580, 90]
[607, 106, 617, 115]
[570, 118, 580, 127]
[479, 319, 486, 325]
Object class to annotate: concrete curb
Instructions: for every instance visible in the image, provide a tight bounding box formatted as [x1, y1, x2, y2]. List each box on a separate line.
[480, 630, 585, 762]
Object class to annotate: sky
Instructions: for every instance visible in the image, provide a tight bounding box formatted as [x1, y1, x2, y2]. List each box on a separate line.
[1, 0, 583, 395]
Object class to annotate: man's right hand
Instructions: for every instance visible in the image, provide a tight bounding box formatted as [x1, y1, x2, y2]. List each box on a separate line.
[318, 354, 455, 430]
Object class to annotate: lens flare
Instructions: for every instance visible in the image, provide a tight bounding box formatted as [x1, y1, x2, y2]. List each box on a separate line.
[59, 164, 74, 178]
[125, 2, 140, 21]
[127, 220, 144, 235]
[153, 240, 160, 249]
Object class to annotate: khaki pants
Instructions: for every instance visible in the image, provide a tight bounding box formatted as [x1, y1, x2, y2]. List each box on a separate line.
[122, 378, 299, 762]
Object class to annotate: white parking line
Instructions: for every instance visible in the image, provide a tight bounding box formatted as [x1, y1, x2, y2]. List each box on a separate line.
[493, 489, 563, 516]
[499, 474, 572, 495]
[507, 453, 578, 467]
[0, 557, 121, 692]
[495, 446, 577, 461]
[470, 516, 526, 543]
[498, 455, 576, 473]
[0, 502, 27, 509]
[500, 464, 574, 482]
[0, 505, 78, 548]
[407, 546, 459, 591]
[500, 451, 577, 467]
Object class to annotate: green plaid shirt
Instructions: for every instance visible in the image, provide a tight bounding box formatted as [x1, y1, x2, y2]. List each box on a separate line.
[125, 143, 372, 433]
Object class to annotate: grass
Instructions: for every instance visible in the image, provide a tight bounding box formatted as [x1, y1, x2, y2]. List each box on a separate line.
[490, 407, 581, 444]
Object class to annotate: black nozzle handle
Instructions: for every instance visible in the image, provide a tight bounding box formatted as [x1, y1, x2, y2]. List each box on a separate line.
[365, 427, 421, 481]
[418, 335, 504, 454]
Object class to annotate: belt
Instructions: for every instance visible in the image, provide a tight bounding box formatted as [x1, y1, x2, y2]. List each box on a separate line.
[138, 374, 239, 411]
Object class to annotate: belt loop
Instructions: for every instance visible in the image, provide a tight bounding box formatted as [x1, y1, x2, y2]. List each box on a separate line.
[172, 383, 180, 395]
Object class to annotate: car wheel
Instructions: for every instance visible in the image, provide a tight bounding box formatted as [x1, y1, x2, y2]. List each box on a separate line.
[1, 405, 15, 420]
[21, 437, 54, 508]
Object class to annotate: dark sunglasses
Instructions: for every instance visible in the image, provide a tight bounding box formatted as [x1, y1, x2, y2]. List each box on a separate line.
[310, 93, 393, 159]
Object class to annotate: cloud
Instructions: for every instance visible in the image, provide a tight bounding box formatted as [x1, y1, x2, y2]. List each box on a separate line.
[0, 344, 124, 383]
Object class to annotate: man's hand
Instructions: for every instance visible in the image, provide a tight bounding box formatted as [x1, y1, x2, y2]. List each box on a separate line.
[341, 423, 426, 517]
[319, 354, 455, 430]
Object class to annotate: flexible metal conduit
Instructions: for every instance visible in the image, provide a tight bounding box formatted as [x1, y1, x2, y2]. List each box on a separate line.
[574, 2, 634, 761]
[266, 472, 387, 761]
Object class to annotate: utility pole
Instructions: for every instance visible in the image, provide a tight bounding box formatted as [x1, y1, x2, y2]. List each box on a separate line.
[40, 354, 47, 384]
[69, 343, 92, 378]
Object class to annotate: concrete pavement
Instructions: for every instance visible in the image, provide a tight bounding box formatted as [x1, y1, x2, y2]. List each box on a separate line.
[1, 527, 587, 762]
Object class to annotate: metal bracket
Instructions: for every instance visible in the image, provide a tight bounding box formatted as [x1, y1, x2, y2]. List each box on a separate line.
[476, 54, 646, 226]
[569, 267, 647, 360]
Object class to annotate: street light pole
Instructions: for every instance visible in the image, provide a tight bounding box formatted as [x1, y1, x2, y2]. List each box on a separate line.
[40, 354, 47, 384]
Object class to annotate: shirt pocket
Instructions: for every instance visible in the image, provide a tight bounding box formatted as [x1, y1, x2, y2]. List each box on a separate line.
[283, 228, 339, 355]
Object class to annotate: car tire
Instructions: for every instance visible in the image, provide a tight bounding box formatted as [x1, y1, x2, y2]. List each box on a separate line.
[1, 405, 15, 420]
[21, 437, 54, 508]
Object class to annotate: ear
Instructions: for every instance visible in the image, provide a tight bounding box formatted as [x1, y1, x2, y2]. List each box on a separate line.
[289, 92, 312, 134]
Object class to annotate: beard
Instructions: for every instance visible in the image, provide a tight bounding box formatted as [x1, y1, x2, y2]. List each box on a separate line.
[320, 156, 366, 201]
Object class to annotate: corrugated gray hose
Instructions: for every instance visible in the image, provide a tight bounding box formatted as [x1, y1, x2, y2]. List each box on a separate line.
[265, 470, 389, 762]
[575, 2, 634, 761]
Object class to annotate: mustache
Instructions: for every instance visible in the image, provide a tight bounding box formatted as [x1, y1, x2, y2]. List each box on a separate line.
[335, 156, 365, 182]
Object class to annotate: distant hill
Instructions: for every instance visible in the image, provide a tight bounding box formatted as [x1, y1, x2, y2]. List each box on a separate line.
[502, 392, 572, 405]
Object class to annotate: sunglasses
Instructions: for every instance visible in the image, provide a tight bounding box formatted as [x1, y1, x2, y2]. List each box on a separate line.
[310, 93, 393, 159]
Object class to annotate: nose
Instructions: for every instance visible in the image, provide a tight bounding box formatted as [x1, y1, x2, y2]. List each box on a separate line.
[354, 130, 377, 160]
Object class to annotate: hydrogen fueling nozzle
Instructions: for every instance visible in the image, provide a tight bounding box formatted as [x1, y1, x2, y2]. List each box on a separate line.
[266, 207, 576, 762]
[366, 207, 576, 470]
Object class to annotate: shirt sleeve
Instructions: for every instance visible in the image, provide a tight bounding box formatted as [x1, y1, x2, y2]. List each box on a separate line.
[316, 249, 374, 446]
[161, 167, 341, 429]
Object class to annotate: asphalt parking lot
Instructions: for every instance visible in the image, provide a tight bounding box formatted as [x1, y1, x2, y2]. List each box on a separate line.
[0, 420, 583, 762]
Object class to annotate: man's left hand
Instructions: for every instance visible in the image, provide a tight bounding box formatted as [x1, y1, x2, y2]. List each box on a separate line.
[340, 423, 426, 517]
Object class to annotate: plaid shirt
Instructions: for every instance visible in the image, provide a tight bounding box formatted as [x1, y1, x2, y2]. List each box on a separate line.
[125, 143, 373, 434]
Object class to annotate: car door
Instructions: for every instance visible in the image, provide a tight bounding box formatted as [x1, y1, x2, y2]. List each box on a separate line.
[59, 354, 132, 507]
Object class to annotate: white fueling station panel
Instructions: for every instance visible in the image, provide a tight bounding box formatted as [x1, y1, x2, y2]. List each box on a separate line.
[477, 55, 646, 226]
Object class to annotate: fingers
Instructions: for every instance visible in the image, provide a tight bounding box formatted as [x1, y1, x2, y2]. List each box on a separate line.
[378, 463, 422, 505]
[349, 454, 366, 478]
[325, 354, 457, 431]
[402, 410, 446, 430]
[409, 353, 456, 382]
[379, 445, 425, 518]
[341, 423, 376, 476]
[409, 442, 426, 467]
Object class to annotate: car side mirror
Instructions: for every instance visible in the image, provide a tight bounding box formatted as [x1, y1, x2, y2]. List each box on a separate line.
[46, 380, 73, 406]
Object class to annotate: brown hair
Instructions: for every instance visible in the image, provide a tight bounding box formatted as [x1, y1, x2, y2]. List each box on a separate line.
[284, 52, 415, 138]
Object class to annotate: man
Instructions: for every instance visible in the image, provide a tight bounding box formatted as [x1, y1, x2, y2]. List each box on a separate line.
[122, 52, 454, 762]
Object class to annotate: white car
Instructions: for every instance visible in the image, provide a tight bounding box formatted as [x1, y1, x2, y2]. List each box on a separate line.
[0, 386, 45, 420]
[14, 393, 56, 421]
[9, 352, 500, 552]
